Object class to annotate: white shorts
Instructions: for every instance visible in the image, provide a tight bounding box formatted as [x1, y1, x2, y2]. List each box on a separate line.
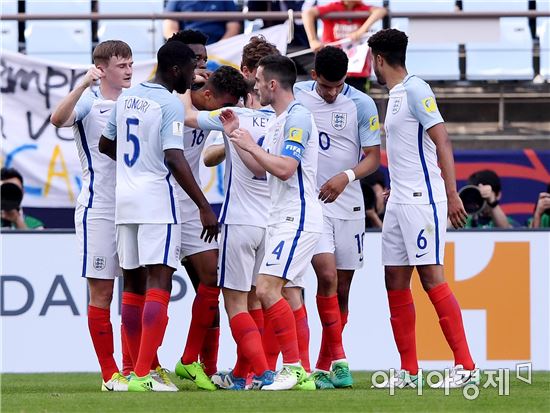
[314, 216, 365, 270]
[75, 204, 121, 280]
[180, 209, 219, 258]
[218, 224, 266, 292]
[258, 223, 321, 284]
[382, 201, 447, 266]
[116, 223, 181, 270]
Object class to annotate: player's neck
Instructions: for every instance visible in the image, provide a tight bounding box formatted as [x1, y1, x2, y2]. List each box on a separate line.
[385, 67, 409, 91]
[99, 82, 123, 101]
[271, 90, 295, 116]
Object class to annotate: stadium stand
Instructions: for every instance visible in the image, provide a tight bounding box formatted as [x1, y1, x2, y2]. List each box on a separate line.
[537, 0, 550, 80]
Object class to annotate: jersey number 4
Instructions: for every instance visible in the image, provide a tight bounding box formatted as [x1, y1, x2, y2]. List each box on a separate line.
[124, 118, 140, 167]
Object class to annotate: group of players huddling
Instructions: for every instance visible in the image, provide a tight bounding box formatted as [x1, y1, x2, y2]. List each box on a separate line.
[51, 28, 479, 392]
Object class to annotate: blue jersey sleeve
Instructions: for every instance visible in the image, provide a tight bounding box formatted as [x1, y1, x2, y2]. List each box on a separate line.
[404, 78, 444, 130]
[280, 104, 311, 162]
[160, 95, 185, 151]
[74, 91, 95, 122]
[102, 104, 118, 141]
[349, 89, 381, 147]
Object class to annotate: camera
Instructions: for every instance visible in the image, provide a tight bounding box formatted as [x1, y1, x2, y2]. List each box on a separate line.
[458, 185, 486, 215]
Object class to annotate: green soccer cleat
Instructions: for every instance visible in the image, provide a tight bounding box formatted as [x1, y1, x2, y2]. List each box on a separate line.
[101, 372, 129, 392]
[311, 370, 335, 389]
[331, 361, 353, 388]
[293, 375, 316, 391]
[175, 360, 216, 391]
[128, 372, 154, 392]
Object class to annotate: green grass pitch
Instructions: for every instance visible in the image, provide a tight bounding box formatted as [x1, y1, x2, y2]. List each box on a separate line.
[1, 372, 549, 412]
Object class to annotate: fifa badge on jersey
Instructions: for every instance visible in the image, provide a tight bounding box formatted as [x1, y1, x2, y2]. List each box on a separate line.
[93, 256, 106, 271]
[392, 97, 402, 114]
[209, 109, 222, 118]
[422, 97, 437, 113]
[369, 115, 380, 131]
[331, 112, 347, 130]
[288, 127, 304, 144]
[172, 121, 184, 137]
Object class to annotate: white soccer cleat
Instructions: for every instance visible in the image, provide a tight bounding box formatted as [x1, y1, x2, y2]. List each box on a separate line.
[150, 367, 179, 392]
[430, 365, 480, 389]
[261, 365, 303, 391]
[101, 372, 129, 392]
[371, 369, 421, 389]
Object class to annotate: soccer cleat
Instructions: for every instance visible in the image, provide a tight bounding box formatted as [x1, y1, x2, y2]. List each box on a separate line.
[150, 367, 178, 392]
[311, 370, 335, 389]
[175, 360, 216, 391]
[101, 372, 129, 392]
[128, 372, 155, 392]
[371, 369, 422, 389]
[293, 375, 316, 391]
[430, 365, 480, 389]
[220, 371, 247, 390]
[262, 365, 307, 391]
[331, 361, 353, 388]
[211, 370, 231, 388]
[251, 370, 276, 389]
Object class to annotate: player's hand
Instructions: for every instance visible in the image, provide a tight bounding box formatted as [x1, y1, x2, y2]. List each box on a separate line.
[309, 39, 324, 52]
[382, 188, 390, 203]
[229, 128, 255, 152]
[1, 209, 21, 223]
[348, 31, 363, 42]
[477, 184, 496, 203]
[81, 66, 104, 88]
[448, 192, 468, 229]
[194, 68, 212, 80]
[199, 206, 219, 243]
[219, 109, 240, 135]
[318, 172, 349, 203]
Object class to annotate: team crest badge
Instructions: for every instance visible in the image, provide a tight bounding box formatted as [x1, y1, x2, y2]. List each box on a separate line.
[392, 97, 402, 114]
[331, 112, 347, 130]
[93, 256, 106, 271]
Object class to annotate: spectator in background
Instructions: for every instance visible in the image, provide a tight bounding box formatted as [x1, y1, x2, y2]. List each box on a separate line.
[530, 184, 550, 228]
[163, 1, 241, 44]
[360, 169, 387, 228]
[302, 0, 387, 91]
[465, 169, 517, 228]
[1, 167, 44, 229]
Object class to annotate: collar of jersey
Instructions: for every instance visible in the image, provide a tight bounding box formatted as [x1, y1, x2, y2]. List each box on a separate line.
[140, 81, 168, 91]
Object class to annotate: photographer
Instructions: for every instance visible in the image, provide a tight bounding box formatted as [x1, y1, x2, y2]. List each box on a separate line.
[1, 167, 44, 230]
[530, 184, 550, 228]
[464, 169, 517, 229]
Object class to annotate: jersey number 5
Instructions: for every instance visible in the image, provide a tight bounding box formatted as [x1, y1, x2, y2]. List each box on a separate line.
[124, 118, 140, 167]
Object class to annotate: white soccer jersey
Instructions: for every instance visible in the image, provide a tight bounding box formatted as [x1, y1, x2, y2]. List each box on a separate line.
[175, 107, 212, 218]
[73, 89, 116, 209]
[262, 101, 323, 233]
[103, 82, 184, 224]
[294, 81, 381, 219]
[197, 106, 273, 228]
[384, 74, 446, 205]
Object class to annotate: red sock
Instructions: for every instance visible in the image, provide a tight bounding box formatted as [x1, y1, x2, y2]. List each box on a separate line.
[317, 309, 350, 371]
[121, 292, 145, 367]
[428, 283, 475, 370]
[200, 327, 220, 376]
[134, 289, 170, 377]
[151, 354, 160, 370]
[230, 312, 269, 376]
[388, 289, 418, 375]
[340, 310, 349, 331]
[317, 295, 346, 361]
[262, 315, 280, 370]
[293, 305, 311, 372]
[181, 284, 220, 364]
[249, 308, 264, 335]
[88, 306, 119, 382]
[265, 299, 300, 364]
[121, 325, 133, 376]
[233, 346, 250, 379]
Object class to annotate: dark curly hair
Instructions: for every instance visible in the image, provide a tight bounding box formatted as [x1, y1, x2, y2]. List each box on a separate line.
[208, 65, 248, 100]
[314, 46, 348, 81]
[367, 28, 408, 67]
[241, 35, 280, 71]
[167, 29, 208, 45]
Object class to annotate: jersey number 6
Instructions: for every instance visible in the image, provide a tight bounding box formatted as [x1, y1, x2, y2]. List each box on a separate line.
[124, 118, 140, 167]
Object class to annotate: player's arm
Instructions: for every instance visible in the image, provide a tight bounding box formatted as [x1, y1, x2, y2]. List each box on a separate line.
[98, 107, 118, 160]
[51, 66, 103, 127]
[204, 144, 226, 167]
[427, 123, 467, 229]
